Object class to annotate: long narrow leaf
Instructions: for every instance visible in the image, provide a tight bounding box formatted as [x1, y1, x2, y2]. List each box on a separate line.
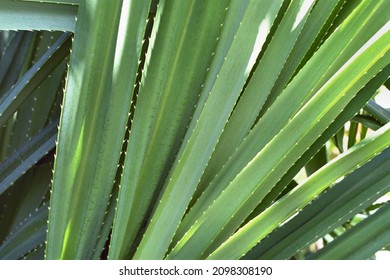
[0, 206, 47, 259]
[169, 23, 390, 259]
[134, 0, 284, 260]
[110, 0, 230, 260]
[208, 123, 390, 259]
[0, 0, 77, 31]
[197, 0, 317, 195]
[245, 147, 390, 259]
[17, 0, 79, 5]
[249, 64, 390, 217]
[0, 121, 57, 196]
[308, 202, 390, 260]
[177, 0, 389, 240]
[173, 1, 390, 252]
[0, 33, 71, 127]
[364, 100, 390, 124]
[47, 0, 149, 259]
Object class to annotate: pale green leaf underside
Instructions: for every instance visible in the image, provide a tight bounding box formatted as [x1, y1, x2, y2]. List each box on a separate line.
[0, 0, 77, 31]
[17, 0, 79, 5]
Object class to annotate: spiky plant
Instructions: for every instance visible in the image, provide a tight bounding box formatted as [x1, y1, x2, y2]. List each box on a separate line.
[0, 0, 389, 260]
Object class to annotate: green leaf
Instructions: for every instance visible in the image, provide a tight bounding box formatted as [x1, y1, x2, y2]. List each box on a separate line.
[333, 125, 345, 153]
[272, 0, 345, 88]
[0, 121, 57, 196]
[348, 121, 359, 148]
[47, 0, 147, 259]
[22, 244, 45, 260]
[218, 63, 390, 224]
[7, 32, 67, 154]
[0, 32, 34, 96]
[364, 100, 390, 124]
[169, 18, 390, 259]
[304, 146, 327, 176]
[1, 0, 388, 261]
[244, 147, 390, 259]
[92, 0, 153, 260]
[0, 162, 52, 243]
[171, 0, 390, 257]
[110, 0, 231, 259]
[208, 123, 390, 259]
[308, 202, 390, 260]
[0, 32, 71, 128]
[197, 0, 317, 196]
[0, 0, 77, 31]
[93, 184, 119, 259]
[0, 206, 47, 259]
[17, 0, 79, 5]
[134, 0, 284, 260]
[352, 115, 382, 131]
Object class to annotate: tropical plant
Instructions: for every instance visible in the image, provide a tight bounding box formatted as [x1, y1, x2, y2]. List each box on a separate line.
[0, 0, 389, 260]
